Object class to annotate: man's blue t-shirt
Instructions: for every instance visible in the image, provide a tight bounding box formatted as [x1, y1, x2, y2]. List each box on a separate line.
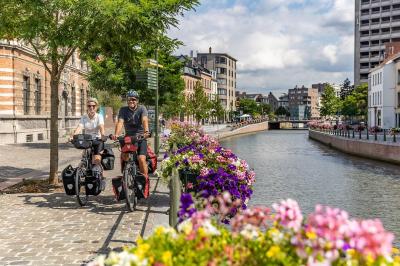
[118, 105, 148, 136]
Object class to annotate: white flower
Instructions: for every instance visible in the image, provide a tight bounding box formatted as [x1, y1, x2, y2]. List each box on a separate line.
[177, 219, 193, 234]
[202, 220, 221, 236]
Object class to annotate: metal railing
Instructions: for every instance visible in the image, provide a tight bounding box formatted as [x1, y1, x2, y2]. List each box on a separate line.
[311, 128, 399, 143]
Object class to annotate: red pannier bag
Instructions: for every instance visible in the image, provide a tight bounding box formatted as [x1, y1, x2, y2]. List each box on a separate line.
[146, 146, 157, 174]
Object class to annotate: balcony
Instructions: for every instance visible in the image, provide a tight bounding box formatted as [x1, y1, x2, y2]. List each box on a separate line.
[360, 57, 370, 63]
[392, 8, 400, 16]
[360, 68, 371, 74]
[370, 13, 381, 19]
[360, 24, 370, 31]
[391, 20, 400, 27]
[370, 23, 380, 30]
[360, 35, 370, 41]
[360, 46, 370, 52]
[360, 13, 370, 20]
[391, 31, 400, 38]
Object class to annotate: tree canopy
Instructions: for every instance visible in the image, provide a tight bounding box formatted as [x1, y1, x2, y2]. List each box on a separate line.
[0, 0, 199, 183]
[320, 84, 340, 117]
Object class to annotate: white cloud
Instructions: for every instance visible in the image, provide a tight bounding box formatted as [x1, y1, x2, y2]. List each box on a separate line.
[169, 0, 355, 95]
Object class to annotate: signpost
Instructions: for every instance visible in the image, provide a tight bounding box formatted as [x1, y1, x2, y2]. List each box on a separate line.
[136, 58, 163, 155]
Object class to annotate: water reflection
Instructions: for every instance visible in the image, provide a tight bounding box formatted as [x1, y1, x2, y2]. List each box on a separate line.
[221, 130, 400, 245]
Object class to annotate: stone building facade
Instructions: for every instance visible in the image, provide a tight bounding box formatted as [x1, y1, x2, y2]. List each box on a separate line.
[0, 40, 89, 144]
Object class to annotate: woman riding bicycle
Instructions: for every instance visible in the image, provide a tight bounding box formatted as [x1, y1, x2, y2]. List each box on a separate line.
[69, 97, 106, 189]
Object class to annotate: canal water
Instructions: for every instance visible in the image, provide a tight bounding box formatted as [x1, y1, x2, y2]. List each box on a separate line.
[221, 130, 400, 245]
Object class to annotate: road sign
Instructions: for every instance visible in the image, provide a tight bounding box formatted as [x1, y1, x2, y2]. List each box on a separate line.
[136, 68, 158, 90]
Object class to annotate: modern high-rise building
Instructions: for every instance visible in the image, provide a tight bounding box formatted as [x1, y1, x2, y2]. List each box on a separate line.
[197, 47, 237, 121]
[354, 0, 400, 85]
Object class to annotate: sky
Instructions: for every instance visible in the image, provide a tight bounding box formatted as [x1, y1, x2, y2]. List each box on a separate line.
[168, 0, 355, 96]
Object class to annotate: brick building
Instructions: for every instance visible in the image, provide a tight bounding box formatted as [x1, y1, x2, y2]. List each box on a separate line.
[0, 40, 89, 144]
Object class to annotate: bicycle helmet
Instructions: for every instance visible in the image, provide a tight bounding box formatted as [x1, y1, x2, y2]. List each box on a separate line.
[126, 90, 139, 99]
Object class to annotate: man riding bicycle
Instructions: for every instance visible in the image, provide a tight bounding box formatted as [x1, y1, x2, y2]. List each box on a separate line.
[69, 97, 106, 190]
[112, 90, 151, 198]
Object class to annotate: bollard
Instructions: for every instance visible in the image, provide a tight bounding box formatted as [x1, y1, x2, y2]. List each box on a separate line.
[359, 130, 362, 139]
[367, 129, 369, 140]
[374, 131, 377, 141]
[169, 168, 182, 228]
[384, 129, 386, 141]
[352, 130, 355, 138]
[394, 133, 397, 143]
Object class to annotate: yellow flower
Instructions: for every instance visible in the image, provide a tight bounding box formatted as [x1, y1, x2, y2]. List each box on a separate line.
[346, 249, 356, 257]
[162, 251, 172, 266]
[154, 226, 165, 236]
[393, 248, 400, 254]
[135, 243, 150, 260]
[266, 246, 281, 258]
[306, 231, 317, 240]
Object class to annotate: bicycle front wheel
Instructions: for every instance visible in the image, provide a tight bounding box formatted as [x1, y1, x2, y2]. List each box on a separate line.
[75, 167, 88, 206]
[123, 164, 137, 212]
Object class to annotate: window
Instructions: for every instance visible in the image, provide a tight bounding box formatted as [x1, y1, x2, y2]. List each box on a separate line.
[34, 78, 41, 115]
[398, 92, 400, 107]
[215, 56, 226, 64]
[200, 56, 207, 67]
[216, 67, 226, 74]
[217, 78, 226, 85]
[23, 76, 30, 115]
[80, 87, 85, 114]
[71, 86, 76, 116]
[218, 88, 227, 95]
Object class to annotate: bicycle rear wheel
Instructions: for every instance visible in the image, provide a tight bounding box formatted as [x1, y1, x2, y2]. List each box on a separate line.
[75, 167, 88, 206]
[123, 165, 137, 212]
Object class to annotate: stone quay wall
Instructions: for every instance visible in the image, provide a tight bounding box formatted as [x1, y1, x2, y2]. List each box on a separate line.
[213, 122, 268, 140]
[309, 129, 400, 165]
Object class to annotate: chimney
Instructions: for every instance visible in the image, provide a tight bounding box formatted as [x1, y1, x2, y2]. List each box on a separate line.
[209, 47, 212, 54]
[190, 50, 193, 58]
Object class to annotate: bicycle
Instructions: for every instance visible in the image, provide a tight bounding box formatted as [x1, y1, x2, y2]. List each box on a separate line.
[70, 134, 107, 206]
[113, 133, 149, 212]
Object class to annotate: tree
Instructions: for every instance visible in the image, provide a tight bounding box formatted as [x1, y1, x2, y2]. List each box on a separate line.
[320, 84, 340, 117]
[94, 90, 123, 120]
[188, 82, 211, 124]
[161, 92, 186, 120]
[210, 97, 225, 123]
[340, 78, 353, 100]
[0, 0, 198, 184]
[259, 103, 272, 117]
[342, 83, 368, 121]
[275, 106, 290, 117]
[238, 99, 260, 117]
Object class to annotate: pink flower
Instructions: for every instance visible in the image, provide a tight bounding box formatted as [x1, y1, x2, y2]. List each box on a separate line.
[216, 156, 226, 163]
[272, 199, 303, 232]
[231, 206, 270, 232]
[347, 219, 394, 259]
[306, 205, 350, 247]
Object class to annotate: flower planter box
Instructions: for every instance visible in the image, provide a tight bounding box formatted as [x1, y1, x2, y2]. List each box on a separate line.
[178, 169, 198, 193]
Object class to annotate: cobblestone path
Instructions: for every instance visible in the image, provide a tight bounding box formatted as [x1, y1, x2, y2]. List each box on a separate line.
[0, 151, 169, 265]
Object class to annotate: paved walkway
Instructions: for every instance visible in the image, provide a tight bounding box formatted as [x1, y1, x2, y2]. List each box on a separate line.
[0, 149, 170, 265]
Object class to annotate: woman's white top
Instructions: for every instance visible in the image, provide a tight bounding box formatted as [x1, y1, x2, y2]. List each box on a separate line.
[79, 113, 104, 138]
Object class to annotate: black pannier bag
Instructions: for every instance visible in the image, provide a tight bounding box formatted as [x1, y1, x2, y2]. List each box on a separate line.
[61, 165, 76, 195]
[85, 174, 101, 196]
[101, 148, 115, 170]
[112, 176, 125, 201]
[72, 134, 93, 149]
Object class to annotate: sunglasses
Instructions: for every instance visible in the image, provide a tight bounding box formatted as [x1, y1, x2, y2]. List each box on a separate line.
[127, 98, 138, 102]
[87, 105, 96, 108]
